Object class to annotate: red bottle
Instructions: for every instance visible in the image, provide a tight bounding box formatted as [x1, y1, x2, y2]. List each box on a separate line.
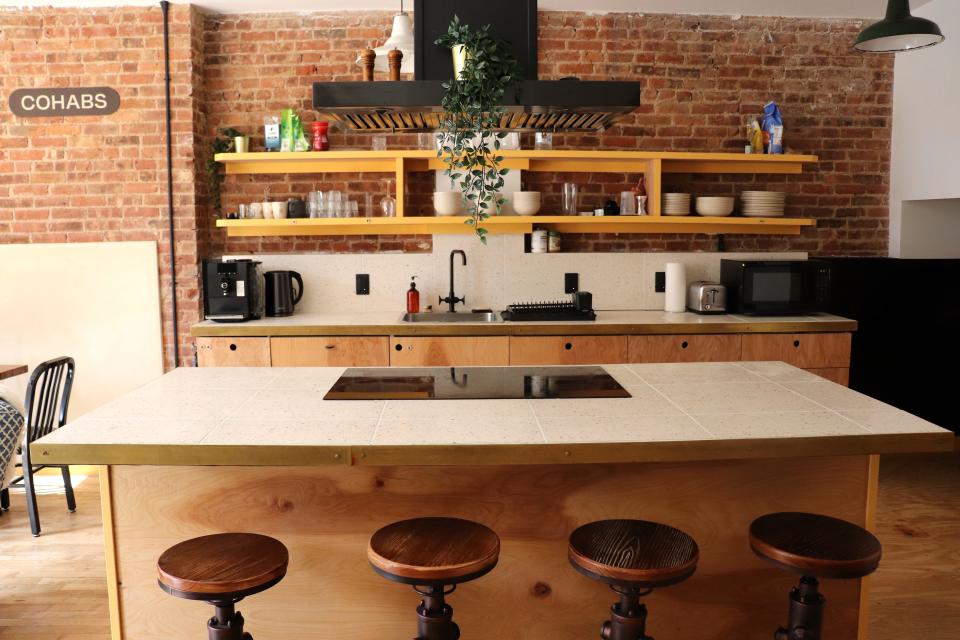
[406, 276, 420, 314]
[311, 121, 329, 151]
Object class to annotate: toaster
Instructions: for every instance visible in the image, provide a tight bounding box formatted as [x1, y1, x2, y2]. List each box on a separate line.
[687, 281, 727, 314]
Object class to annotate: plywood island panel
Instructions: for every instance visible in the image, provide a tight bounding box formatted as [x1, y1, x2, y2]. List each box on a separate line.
[106, 456, 871, 640]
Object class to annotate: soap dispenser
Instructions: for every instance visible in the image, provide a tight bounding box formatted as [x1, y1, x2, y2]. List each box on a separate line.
[406, 276, 420, 314]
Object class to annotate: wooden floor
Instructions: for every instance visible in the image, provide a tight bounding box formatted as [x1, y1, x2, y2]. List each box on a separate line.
[0, 453, 956, 640]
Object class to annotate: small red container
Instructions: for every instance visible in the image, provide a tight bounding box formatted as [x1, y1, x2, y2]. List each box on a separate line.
[311, 121, 329, 151]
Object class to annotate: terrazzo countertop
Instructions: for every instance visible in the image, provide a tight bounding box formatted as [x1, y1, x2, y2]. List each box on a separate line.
[191, 311, 856, 337]
[33, 362, 951, 467]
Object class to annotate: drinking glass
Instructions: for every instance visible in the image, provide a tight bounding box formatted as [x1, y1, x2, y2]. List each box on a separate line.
[365, 193, 374, 218]
[326, 191, 342, 217]
[348, 200, 359, 217]
[637, 195, 648, 216]
[620, 191, 636, 216]
[562, 183, 578, 216]
[381, 178, 397, 217]
[535, 132, 553, 150]
[238, 204, 249, 219]
[249, 202, 263, 219]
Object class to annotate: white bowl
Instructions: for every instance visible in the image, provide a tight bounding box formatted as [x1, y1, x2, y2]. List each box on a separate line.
[512, 191, 542, 215]
[695, 196, 735, 217]
[433, 191, 463, 216]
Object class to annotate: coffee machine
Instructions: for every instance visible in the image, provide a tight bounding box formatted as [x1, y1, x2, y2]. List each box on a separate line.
[202, 259, 265, 322]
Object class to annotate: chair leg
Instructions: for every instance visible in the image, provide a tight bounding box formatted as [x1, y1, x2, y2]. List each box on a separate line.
[61, 466, 77, 513]
[1, 487, 8, 511]
[23, 465, 41, 536]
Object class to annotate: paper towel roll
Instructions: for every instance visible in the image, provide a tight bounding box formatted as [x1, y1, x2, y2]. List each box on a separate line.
[665, 262, 686, 313]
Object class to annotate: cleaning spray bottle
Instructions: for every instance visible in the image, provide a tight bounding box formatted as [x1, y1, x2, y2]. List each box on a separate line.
[406, 276, 420, 314]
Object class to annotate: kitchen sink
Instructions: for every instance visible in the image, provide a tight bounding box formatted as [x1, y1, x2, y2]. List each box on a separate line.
[402, 312, 501, 323]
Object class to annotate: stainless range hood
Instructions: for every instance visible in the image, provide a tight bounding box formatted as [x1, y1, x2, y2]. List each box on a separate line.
[312, 0, 640, 132]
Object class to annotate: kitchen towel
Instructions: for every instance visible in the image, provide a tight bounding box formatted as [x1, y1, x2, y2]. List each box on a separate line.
[665, 262, 686, 313]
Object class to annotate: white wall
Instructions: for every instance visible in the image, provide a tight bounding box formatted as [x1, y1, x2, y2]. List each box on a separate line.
[890, 0, 960, 257]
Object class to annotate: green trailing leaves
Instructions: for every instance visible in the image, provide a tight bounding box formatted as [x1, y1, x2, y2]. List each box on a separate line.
[434, 16, 520, 242]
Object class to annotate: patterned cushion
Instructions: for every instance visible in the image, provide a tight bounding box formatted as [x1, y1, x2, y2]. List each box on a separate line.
[0, 399, 24, 490]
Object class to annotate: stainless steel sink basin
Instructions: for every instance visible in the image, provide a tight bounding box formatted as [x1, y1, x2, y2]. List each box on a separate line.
[402, 312, 500, 323]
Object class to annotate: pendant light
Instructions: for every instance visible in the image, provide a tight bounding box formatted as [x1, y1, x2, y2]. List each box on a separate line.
[855, 0, 945, 53]
[357, 0, 415, 75]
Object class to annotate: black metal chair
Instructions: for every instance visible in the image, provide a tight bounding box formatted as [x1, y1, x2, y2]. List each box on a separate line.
[0, 357, 76, 536]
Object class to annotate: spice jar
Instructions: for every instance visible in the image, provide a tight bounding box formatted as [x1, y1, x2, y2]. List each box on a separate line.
[311, 121, 330, 151]
[531, 228, 548, 254]
[548, 231, 562, 253]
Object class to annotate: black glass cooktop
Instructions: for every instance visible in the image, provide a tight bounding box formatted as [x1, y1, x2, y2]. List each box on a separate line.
[323, 366, 632, 401]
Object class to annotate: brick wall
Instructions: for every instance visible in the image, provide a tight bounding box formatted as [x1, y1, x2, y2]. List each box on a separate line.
[0, 5, 204, 368]
[203, 10, 892, 257]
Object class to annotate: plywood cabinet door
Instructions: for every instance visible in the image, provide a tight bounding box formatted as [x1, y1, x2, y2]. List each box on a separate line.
[195, 337, 271, 367]
[509, 336, 628, 365]
[271, 337, 389, 367]
[628, 334, 742, 363]
[741, 333, 852, 369]
[390, 337, 510, 367]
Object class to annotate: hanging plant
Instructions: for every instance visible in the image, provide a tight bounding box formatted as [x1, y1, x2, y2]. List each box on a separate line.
[207, 127, 242, 217]
[435, 16, 520, 243]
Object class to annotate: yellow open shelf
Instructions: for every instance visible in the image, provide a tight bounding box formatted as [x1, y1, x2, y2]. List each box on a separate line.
[217, 215, 815, 237]
[214, 150, 818, 236]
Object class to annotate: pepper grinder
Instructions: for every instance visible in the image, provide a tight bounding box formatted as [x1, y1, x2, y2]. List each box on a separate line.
[360, 49, 376, 81]
[388, 48, 403, 81]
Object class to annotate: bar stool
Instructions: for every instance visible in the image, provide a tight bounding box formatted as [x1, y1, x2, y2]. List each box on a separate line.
[750, 512, 881, 640]
[368, 517, 500, 640]
[157, 533, 288, 640]
[569, 519, 699, 640]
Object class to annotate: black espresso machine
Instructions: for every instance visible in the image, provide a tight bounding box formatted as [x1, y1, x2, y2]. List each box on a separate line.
[202, 259, 265, 322]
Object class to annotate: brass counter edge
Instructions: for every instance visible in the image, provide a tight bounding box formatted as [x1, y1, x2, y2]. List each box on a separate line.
[191, 320, 858, 338]
[32, 432, 952, 467]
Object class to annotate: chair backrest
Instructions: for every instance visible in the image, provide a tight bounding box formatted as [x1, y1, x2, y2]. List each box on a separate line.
[24, 357, 75, 444]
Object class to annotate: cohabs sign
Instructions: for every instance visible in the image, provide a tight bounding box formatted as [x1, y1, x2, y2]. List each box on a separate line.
[8, 87, 120, 117]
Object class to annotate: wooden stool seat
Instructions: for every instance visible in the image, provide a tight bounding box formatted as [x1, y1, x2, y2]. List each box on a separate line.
[157, 533, 289, 601]
[569, 519, 699, 588]
[750, 512, 881, 580]
[368, 517, 500, 586]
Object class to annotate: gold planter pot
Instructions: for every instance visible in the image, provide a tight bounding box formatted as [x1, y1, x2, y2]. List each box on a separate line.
[451, 44, 469, 79]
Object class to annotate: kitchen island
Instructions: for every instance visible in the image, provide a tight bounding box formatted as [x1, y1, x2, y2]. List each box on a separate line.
[35, 362, 951, 640]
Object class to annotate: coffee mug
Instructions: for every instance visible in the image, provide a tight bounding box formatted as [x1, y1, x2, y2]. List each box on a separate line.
[261, 201, 273, 219]
[272, 201, 286, 219]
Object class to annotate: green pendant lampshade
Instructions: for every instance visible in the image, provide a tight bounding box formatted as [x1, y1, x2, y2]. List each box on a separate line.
[855, 0, 945, 52]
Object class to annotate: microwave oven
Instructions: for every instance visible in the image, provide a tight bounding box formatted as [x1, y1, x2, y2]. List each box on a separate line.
[720, 259, 830, 315]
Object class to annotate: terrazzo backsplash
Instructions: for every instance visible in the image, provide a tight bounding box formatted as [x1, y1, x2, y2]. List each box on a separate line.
[228, 237, 805, 314]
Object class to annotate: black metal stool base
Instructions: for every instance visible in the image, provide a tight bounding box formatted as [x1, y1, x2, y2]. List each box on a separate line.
[206, 600, 254, 640]
[414, 585, 460, 640]
[600, 586, 654, 640]
[774, 576, 825, 640]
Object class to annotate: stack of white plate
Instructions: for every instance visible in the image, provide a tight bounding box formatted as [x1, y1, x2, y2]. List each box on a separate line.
[663, 193, 692, 216]
[741, 191, 786, 217]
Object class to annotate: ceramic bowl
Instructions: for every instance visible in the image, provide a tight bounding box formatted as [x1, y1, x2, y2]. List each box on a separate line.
[433, 191, 463, 216]
[695, 196, 735, 217]
[512, 191, 542, 215]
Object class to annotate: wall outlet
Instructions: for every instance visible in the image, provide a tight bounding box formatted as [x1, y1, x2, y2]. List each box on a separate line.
[564, 273, 579, 294]
[655, 271, 666, 293]
[356, 274, 370, 295]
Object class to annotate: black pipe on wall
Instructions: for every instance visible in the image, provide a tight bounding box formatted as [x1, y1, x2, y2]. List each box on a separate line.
[159, 0, 180, 368]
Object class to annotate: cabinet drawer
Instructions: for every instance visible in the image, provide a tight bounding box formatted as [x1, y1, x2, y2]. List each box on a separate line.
[804, 368, 850, 387]
[271, 337, 389, 367]
[509, 336, 628, 365]
[390, 337, 509, 367]
[741, 333, 851, 369]
[196, 337, 271, 367]
[628, 334, 741, 363]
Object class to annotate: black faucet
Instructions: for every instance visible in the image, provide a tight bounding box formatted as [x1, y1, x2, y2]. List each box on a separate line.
[440, 249, 466, 312]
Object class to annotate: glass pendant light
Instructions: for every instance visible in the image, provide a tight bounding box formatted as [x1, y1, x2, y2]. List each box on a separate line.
[357, 0, 415, 74]
[855, 0, 945, 53]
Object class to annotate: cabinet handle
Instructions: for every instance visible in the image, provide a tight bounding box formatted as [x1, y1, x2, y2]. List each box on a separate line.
[793, 340, 801, 348]
[681, 341, 689, 349]
[564, 342, 573, 351]
[229, 343, 238, 352]
[325, 345, 336, 350]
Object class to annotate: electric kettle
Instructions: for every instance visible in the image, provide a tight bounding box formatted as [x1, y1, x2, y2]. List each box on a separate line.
[264, 271, 303, 317]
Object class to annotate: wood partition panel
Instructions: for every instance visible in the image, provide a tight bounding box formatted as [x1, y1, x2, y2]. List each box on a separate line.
[109, 456, 871, 640]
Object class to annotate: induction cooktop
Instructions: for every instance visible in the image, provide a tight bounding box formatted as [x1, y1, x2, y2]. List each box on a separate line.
[323, 366, 632, 400]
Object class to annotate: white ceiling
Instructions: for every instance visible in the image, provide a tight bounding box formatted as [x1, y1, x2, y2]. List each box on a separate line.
[0, 0, 936, 19]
